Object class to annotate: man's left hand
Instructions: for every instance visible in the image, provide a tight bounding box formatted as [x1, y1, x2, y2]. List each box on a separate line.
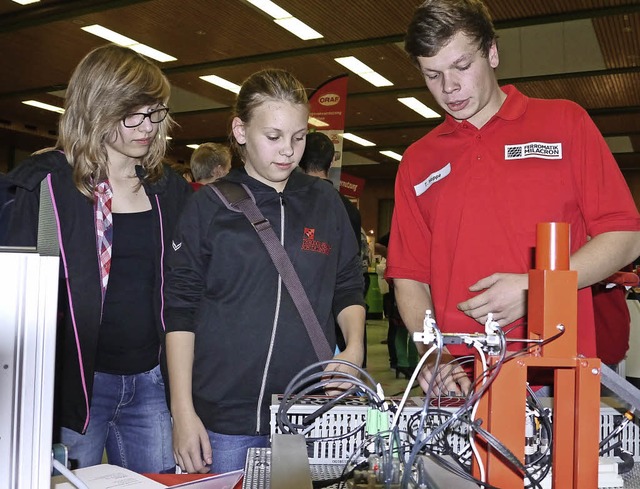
[457, 273, 528, 326]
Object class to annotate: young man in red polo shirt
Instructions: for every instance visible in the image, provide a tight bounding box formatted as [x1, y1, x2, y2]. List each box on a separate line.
[385, 0, 640, 396]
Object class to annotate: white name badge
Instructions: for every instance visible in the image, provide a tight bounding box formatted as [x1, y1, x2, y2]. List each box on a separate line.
[414, 163, 451, 196]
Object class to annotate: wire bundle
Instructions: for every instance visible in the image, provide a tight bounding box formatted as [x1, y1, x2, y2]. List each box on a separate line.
[271, 314, 635, 488]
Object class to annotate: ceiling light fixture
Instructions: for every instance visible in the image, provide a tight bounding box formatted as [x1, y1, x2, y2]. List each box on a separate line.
[341, 133, 376, 147]
[274, 17, 322, 40]
[308, 117, 329, 128]
[11, 0, 40, 4]
[379, 150, 402, 161]
[186, 144, 200, 150]
[81, 25, 177, 63]
[199, 75, 241, 94]
[398, 97, 440, 119]
[334, 56, 393, 87]
[246, 0, 323, 40]
[22, 100, 64, 114]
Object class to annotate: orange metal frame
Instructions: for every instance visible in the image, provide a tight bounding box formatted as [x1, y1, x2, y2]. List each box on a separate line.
[472, 223, 601, 488]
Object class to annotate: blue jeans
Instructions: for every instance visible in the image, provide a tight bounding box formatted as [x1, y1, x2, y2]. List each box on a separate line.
[60, 364, 174, 473]
[207, 431, 269, 473]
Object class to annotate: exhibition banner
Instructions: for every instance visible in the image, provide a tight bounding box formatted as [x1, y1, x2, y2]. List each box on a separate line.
[308, 75, 348, 186]
[339, 172, 365, 198]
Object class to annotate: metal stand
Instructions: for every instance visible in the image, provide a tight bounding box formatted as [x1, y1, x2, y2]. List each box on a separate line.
[0, 181, 60, 489]
[473, 223, 601, 488]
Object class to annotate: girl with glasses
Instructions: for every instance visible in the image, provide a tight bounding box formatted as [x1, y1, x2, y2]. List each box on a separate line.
[6, 44, 192, 472]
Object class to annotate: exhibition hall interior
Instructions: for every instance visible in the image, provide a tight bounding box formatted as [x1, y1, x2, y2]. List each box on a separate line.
[1, 1, 640, 488]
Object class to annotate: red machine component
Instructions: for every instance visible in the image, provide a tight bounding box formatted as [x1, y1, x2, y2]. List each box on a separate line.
[473, 222, 601, 488]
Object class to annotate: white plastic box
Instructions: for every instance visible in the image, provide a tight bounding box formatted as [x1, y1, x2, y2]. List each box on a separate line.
[270, 395, 640, 465]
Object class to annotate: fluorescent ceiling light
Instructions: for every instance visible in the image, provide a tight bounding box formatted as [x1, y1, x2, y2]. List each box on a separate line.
[12, 0, 40, 4]
[199, 75, 241, 94]
[131, 45, 176, 63]
[379, 150, 402, 161]
[22, 100, 64, 114]
[335, 56, 371, 73]
[245, 0, 290, 18]
[82, 25, 135, 45]
[274, 17, 322, 40]
[308, 117, 329, 128]
[604, 136, 634, 153]
[246, 0, 323, 40]
[341, 133, 376, 147]
[359, 72, 394, 87]
[398, 97, 440, 119]
[81, 24, 176, 63]
[187, 144, 200, 150]
[334, 56, 393, 87]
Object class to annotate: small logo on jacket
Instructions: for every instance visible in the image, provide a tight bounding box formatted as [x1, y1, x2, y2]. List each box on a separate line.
[172, 240, 182, 251]
[302, 229, 331, 255]
[505, 142, 562, 160]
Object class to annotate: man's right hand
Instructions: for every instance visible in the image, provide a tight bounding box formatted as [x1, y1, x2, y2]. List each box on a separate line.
[172, 411, 212, 474]
[417, 349, 472, 397]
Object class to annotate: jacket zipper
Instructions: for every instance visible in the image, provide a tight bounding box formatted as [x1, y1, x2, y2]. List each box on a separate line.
[155, 195, 166, 367]
[255, 193, 285, 433]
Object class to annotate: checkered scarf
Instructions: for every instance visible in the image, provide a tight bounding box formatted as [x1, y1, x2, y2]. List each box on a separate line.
[95, 180, 113, 306]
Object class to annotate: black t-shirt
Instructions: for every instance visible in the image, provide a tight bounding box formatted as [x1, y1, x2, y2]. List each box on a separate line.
[95, 210, 159, 374]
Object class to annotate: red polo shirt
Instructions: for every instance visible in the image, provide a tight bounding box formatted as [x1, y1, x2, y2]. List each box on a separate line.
[386, 85, 640, 357]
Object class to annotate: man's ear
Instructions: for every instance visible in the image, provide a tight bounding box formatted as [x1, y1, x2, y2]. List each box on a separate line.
[488, 40, 499, 69]
[231, 117, 246, 144]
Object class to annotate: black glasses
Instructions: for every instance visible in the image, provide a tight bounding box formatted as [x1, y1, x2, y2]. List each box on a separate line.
[122, 107, 169, 128]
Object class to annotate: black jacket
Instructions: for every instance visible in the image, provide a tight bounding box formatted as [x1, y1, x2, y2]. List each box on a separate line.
[0, 172, 15, 244]
[164, 168, 364, 435]
[7, 151, 192, 434]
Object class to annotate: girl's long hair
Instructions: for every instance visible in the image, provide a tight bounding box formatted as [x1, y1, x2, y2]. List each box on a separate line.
[57, 44, 174, 199]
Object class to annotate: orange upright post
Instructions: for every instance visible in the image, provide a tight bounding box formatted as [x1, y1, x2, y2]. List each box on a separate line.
[472, 223, 601, 489]
[528, 222, 577, 359]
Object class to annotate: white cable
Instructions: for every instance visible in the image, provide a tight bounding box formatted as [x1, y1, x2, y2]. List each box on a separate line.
[469, 341, 488, 484]
[52, 459, 90, 489]
[390, 344, 438, 431]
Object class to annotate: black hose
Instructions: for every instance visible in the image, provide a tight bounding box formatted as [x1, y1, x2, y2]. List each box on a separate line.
[616, 449, 635, 475]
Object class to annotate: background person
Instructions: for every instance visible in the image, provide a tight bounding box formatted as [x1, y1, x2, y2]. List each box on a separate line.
[0, 172, 14, 244]
[375, 233, 397, 370]
[298, 131, 361, 247]
[164, 68, 365, 474]
[386, 0, 640, 396]
[592, 267, 639, 367]
[189, 142, 232, 191]
[6, 44, 192, 472]
[298, 130, 365, 357]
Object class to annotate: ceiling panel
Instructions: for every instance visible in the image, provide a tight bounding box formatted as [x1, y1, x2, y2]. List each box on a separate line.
[0, 0, 638, 178]
[594, 13, 640, 68]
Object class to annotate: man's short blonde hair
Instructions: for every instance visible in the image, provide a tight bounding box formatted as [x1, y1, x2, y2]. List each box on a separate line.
[190, 143, 232, 182]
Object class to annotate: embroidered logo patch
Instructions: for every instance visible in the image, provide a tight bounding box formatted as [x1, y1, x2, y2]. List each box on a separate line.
[505, 142, 562, 160]
[414, 163, 451, 196]
[172, 240, 182, 251]
[302, 229, 331, 255]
